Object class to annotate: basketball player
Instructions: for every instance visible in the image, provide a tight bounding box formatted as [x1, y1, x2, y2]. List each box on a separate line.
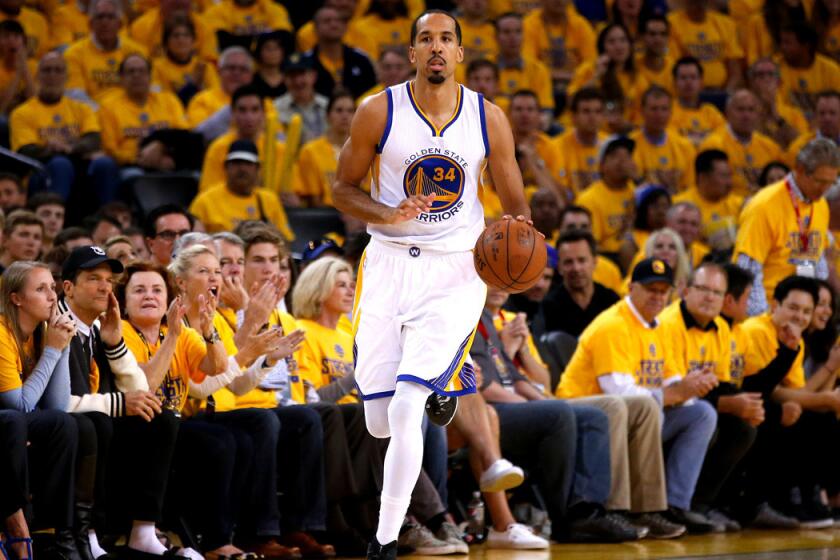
[332, 9, 531, 559]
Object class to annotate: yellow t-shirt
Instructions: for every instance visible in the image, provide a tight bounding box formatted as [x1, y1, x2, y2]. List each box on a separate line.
[496, 56, 554, 111]
[575, 179, 634, 254]
[741, 313, 806, 389]
[296, 318, 357, 405]
[520, 133, 563, 191]
[521, 7, 596, 82]
[189, 184, 293, 240]
[699, 127, 783, 197]
[635, 53, 676, 95]
[673, 187, 744, 244]
[352, 15, 411, 60]
[554, 129, 606, 197]
[10, 95, 100, 151]
[556, 298, 678, 398]
[186, 86, 228, 128]
[98, 89, 188, 164]
[629, 128, 697, 193]
[151, 54, 220, 98]
[1, 7, 50, 58]
[658, 301, 732, 382]
[202, 0, 291, 36]
[297, 135, 358, 205]
[594, 255, 623, 294]
[199, 130, 290, 193]
[50, 2, 88, 48]
[667, 9, 743, 89]
[734, 178, 830, 304]
[0, 319, 32, 393]
[458, 18, 498, 67]
[778, 54, 840, 120]
[729, 320, 747, 388]
[123, 320, 206, 413]
[130, 9, 217, 61]
[351, 0, 424, 19]
[63, 35, 149, 102]
[741, 12, 773, 67]
[670, 102, 726, 148]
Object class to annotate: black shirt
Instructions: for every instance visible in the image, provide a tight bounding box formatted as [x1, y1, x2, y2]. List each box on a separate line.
[304, 45, 377, 99]
[250, 72, 287, 100]
[470, 310, 529, 392]
[540, 281, 619, 337]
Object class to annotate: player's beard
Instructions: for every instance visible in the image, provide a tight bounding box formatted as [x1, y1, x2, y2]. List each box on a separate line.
[427, 73, 445, 84]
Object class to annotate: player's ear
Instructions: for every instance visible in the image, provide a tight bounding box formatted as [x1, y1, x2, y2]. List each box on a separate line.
[456, 45, 464, 63]
[408, 45, 416, 64]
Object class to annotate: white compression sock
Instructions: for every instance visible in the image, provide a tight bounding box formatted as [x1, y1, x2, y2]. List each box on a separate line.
[88, 530, 108, 559]
[128, 522, 167, 555]
[176, 547, 204, 560]
[375, 382, 432, 545]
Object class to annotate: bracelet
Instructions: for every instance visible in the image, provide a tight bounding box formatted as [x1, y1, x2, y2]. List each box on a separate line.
[203, 329, 221, 344]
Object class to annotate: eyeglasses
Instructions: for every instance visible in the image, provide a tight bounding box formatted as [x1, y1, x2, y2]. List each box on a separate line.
[155, 229, 190, 241]
[690, 284, 726, 298]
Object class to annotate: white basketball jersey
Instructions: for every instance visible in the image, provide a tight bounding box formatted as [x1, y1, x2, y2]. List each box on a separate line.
[368, 81, 489, 252]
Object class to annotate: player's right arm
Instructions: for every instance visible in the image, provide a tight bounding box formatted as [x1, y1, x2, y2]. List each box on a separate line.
[332, 92, 434, 225]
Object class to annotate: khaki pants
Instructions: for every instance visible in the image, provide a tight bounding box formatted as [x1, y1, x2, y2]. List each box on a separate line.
[573, 394, 667, 512]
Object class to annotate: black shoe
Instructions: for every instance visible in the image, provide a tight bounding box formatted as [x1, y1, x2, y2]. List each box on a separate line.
[563, 511, 638, 543]
[330, 530, 368, 557]
[52, 529, 83, 560]
[790, 501, 834, 529]
[604, 512, 648, 540]
[366, 539, 397, 560]
[665, 507, 719, 535]
[632, 513, 686, 539]
[74, 503, 95, 560]
[425, 393, 457, 426]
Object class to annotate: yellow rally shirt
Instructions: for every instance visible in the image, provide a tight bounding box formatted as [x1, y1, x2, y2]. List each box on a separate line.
[189, 184, 293, 240]
[630, 128, 696, 193]
[575, 179, 634, 254]
[296, 318, 357, 405]
[673, 187, 744, 244]
[670, 102, 726, 148]
[741, 313, 806, 389]
[667, 9, 743, 89]
[554, 129, 606, 196]
[658, 301, 732, 382]
[199, 130, 290, 193]
[496, 56, 554, 111]
[699, 127, 782, 197]
[10, 95, 100, 151]
[64, 35, 149, 102]
[521, 7, 596, 82]
[734, 178, 830, 304]
[556, 298, 678, 398]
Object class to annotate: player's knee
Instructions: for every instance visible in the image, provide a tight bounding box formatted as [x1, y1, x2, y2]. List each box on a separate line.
[366, 416, 391, 439]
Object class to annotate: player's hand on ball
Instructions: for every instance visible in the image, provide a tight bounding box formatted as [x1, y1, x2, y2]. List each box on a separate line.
[390, 194, 436, 223]
[501, 214, 545, 238]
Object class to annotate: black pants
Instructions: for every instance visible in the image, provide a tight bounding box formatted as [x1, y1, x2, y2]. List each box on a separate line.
[210, 408, 282, 538]
[169, 418, 248, 550]
[0, 410, 28, 519]
[24, 410, 77, 530]
[272, 406, 327, 533]
[75, 410, 179, 531]
[693, 413, 757, 510]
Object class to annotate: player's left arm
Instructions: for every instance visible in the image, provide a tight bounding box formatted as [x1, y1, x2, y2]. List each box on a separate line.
[484, 100, 530, 220]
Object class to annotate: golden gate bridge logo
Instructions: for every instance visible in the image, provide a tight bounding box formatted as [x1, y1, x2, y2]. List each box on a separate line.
[403, 154, 465, 213]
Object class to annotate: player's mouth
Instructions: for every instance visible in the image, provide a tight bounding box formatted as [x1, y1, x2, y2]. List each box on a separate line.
[428, 57, 446, 70]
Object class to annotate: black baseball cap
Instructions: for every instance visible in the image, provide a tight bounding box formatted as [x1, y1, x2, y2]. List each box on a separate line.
[283, 53, 314, 73]
[226, 139, 260, 164]
[599, 135, 635, 163]
[62, 246, 124, 281]
[631, 257, 674, 286]
[302, 238, 343, 263]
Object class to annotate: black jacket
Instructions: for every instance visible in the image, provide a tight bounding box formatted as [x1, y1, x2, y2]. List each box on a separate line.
[305, 45, 377, 99]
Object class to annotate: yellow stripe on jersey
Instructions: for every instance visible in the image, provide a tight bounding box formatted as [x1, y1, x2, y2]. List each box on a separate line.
[407, 82, 463, 137]
[396, 326, 479, 397]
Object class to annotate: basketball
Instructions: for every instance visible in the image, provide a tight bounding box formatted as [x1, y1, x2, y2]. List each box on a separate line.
[473, 219, 548, 293]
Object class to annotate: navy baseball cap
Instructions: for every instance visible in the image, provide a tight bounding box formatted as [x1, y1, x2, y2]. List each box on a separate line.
[631, 257, 674, 286]
[62, 246, 124, 281]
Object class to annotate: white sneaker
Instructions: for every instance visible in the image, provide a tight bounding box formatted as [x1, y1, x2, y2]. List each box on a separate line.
[398, 523, 457, 555]
[486, 523, 549, 549]
[479, 459, 525, 492]
[434, 521, 469, 554]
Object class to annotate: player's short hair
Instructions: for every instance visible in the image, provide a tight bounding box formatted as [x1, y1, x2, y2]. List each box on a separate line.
[724, 263, 754, 299]
[796, 137, 840, 174]
[641, 85, 671, 107]
[640, 14, 668, 34]
[687, 262, 726, 289]
[695, 149, 729, 177]
[570, 87, 605, 112]
[231, 84, 264, 108]
[773, 275, 819, 306]
[292, 256, 353, 320]
[466, 58, 499, 80]
[556, 230, 596, 257]
[410, 9, 462, 46]
[672, 56, 704, 79]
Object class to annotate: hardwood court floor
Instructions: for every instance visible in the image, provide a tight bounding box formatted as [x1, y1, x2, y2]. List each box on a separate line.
[395, 527, 840, 559]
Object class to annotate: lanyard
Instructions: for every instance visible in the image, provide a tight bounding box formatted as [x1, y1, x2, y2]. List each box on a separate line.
[786, 178, 813, 253]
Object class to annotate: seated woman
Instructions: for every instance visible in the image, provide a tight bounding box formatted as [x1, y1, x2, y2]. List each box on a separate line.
[117, 260, 270, 560]
[168, 245, 330, 560]
[620, 227, 690, 297]
[0, 262, 81, 559]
